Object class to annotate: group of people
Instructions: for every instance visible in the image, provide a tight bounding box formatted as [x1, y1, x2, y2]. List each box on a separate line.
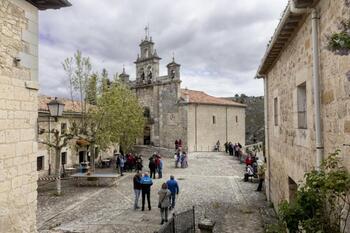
[148, 153, 164, 179]
[174, 149, 188, 168]
[224, 142, 243, 158]
[223, 142, 266, 192]
[243, 152, 265, 191]
[133, 172, 180, 224]
[116, 153, 143, 176]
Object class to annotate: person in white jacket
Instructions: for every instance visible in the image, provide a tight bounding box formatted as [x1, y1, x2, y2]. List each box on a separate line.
[158, 183, 171, 225]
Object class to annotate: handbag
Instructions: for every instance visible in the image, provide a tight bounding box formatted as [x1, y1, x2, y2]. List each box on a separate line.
[158, 193, 167, 208]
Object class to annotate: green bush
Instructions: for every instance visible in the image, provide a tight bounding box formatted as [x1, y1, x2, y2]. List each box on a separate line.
[266, 150, 350, 233]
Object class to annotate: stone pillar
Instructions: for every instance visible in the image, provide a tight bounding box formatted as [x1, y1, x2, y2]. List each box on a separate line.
[0, 1, 39, 232]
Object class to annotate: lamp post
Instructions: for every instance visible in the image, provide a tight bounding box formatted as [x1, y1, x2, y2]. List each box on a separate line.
[47, 97, 65, 195]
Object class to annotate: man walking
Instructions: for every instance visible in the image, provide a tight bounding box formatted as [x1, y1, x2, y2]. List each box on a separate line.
[133, 171, 142, 209]
[166, 175, 179, 210]
[141, 172, 153, 211]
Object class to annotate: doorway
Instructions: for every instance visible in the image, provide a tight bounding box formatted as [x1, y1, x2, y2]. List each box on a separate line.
[144, 126, 151, 145]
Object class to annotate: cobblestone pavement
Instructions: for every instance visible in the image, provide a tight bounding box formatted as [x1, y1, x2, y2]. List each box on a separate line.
[37, 152, 275, 233]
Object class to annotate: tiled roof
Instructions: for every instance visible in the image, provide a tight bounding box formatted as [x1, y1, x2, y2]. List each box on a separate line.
[38, 96, 83, 113]
[181, 89, 246, 107]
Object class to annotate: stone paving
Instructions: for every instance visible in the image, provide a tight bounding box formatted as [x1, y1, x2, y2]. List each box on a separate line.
[37, 152, 275, 233]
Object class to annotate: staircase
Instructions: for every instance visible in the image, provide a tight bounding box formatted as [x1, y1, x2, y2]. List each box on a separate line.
[133, 145, 175, 158]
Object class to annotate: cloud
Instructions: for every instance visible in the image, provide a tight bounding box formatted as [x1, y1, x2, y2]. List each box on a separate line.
[38, 0, 288, 97]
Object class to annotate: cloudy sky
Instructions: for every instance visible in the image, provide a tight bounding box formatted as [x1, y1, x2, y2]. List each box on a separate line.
[39, 0, 288, 98]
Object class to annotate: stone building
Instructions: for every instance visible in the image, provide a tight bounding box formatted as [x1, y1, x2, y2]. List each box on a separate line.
[120, 35, 246, 152]
[37, 96, 117, 178]
[257, 0, 350, 217]
[0, 0, 70, 232]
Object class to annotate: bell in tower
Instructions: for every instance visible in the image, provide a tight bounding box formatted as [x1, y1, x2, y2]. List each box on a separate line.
[167, 55, 181, 80]
[134, 26, 161, 84]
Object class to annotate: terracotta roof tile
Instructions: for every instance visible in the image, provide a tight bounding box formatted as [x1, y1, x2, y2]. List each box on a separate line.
[38, 96, 84, 113]
[181, 89, 246, 107]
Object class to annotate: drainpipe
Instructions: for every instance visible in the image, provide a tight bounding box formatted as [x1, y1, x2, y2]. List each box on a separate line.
[263, 75, 271, 201]
[290, 0, 323, 170]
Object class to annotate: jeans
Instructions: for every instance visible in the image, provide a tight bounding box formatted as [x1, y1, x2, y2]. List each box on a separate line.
[120, 166, 124, 176]
[170, 193, 176, 208]
[160, 207, 169, 221]
[158, 169, 163, 178]
[134, 189, 141, 209]
[142, 190, 151, 210]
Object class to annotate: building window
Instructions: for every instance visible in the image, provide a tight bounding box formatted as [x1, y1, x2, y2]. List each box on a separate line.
[274, 97, 278, 126]
[235, 116, 238, 123]
[37, 156, 44, 171]
[212, 116, 216, 124]
[143, 107, 150, 118]
[61, 123, 67, 134]
[61, 152, 67, 165]
[297, 83, 307, 129]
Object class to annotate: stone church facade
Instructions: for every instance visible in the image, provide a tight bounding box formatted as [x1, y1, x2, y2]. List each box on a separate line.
[257, 2, 350, 229]
[119, 35, 246, 152]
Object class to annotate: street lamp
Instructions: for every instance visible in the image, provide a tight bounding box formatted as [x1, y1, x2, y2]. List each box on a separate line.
[47, 97, 65, 121]
[47, 97, 65, 195]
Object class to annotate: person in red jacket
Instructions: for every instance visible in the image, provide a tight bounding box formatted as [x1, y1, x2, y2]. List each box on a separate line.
[245, 154, 253, 166]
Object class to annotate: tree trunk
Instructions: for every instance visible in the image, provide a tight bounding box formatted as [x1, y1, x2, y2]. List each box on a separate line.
[55, 148, 62, 195]
[90, 144, 95, 173]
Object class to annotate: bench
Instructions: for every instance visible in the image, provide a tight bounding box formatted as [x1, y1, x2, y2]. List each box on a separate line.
[71, 173, 119, 186]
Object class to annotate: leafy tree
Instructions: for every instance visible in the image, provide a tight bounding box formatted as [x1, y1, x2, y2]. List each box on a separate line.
[266, 150, 350, 233]
[62, 51, 144, 172]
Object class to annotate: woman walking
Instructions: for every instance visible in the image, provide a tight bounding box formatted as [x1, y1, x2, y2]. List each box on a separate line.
[158, 183, 171, 225]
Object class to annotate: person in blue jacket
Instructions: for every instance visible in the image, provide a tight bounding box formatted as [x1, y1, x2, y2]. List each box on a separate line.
[140, 172, 153, 211]
[166, 175, 179, 210]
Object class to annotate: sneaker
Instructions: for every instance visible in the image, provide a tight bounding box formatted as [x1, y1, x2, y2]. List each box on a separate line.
[149, 207, 151, 211]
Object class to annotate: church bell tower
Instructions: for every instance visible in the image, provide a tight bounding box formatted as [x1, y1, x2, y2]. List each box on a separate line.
[134, 26, 161, 84]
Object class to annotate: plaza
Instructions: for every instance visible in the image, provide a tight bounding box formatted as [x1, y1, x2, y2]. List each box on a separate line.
[37, 152, 274, 233]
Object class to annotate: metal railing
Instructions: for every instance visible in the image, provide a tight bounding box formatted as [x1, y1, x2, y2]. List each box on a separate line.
[156, 206, 195, 233]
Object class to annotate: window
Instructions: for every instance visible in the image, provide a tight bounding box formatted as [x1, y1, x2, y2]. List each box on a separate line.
[143, 107, 150, 118]
[61, 152, 67, 165]
[235, 116, 238, 123]
[37, 156, 44, 171]
[297, 83, 307, 129]
[274, 97, 278, 126]
[212, 116, 216, 124]
[61, 123, 67, 134]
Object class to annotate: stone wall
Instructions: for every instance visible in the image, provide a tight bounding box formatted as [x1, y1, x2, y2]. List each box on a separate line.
[187, 104, 245, 152]
[265, 0, 350, 212]
[134, 79, 187, 150]
[0, 0, 39, 232]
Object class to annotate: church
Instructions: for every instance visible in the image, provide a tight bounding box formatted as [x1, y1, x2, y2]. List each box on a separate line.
[119, 33, 246, 152]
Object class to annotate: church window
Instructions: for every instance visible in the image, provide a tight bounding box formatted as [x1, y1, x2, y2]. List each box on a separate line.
[143, 107, 150, 118]
[235, 116, 238, 123]
[212, 116, 216, 124]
